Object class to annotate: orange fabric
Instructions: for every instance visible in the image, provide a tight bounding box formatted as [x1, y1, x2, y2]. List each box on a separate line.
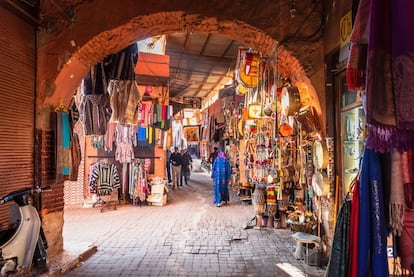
[135, 52, 170, 77]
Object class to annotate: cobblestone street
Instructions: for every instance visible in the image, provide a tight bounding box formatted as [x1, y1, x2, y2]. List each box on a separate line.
[60, 171, 326, 277]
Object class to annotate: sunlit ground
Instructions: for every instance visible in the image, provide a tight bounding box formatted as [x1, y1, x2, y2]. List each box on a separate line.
[275, 263, 306, 277]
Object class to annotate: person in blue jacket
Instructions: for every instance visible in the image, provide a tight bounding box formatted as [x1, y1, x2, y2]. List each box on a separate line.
[211, 150, 231, 207]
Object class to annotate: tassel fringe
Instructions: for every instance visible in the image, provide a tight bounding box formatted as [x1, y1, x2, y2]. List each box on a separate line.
[389, 203, 405, 236]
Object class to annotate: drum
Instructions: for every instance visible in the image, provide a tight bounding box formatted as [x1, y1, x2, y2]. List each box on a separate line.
[312, 140, 329, 170]
[281, 86, 301, 116]
[266, 186, 276, 204]
[297, 105, 320, 134]
[253, 189, 265, 215]
[277, 199, 288, 211]
[312, 171, 330, 197]
[266, 203, 278, 216]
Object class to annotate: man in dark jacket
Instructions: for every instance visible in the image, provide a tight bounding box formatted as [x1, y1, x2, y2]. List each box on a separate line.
[181, 149, 192, 186]
[166, 147, 172, 183]
[169, 147, 182, 189]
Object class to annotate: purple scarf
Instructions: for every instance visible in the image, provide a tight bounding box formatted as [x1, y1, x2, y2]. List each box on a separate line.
[350, 0, 414, 152]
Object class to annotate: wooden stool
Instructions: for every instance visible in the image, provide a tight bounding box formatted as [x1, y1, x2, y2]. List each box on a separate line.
[291, 232, 321, 272]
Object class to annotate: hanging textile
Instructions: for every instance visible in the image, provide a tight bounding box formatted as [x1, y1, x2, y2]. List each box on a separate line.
[106, 43, 138, 80]
[107, 80, 141, 124]
[82, 62, 108, 95]
[137, 126, 146, 146]
[129, 160, 148, 204]
[56, 111, 71, 177]
[69, 133, 81, 181]
[79, 94, 112, 135]
[348, 0, 414, 152]
[325, 197, 351, 277]
[115, 140, 135, 164]
[346, 0, 369, 91]
[358, 147, 389, 276]
[89, 159, 121, 196]
[115, 124, 137, 146]
[390, 151, 405, 236]
[104, 122, 117, 152]
[399, 150, 414, 273]
[348, 175, 360, 277]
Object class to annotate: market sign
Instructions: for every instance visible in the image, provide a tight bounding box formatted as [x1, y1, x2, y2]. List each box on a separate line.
[338, 10, 353, 62]
[340, 11, 352, 48]
[183, 97, 202, 109]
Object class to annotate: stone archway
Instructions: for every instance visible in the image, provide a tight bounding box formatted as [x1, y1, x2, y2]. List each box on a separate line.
[36, 11, 326, 257]
[41, 12, 323, 131]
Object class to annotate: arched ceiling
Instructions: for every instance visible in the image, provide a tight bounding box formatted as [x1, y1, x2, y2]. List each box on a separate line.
[32, 0, 326, 132]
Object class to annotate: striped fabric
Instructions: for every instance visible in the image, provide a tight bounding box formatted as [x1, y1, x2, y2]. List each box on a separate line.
[90, 163, 121, 195]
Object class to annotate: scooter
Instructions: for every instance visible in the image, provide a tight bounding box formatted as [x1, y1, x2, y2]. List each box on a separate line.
[0, 187, 49, 276]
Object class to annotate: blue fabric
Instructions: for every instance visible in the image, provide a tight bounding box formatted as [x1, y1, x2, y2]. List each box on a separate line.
[211, 156, 231, 205]
[61, 112, 71, 175]
[137, 127, 146, 141]
[62, 112, 70, 148]
[358, 147, 389, 277]
[358, 148, 370, 276]
[368, 151, 389, 277]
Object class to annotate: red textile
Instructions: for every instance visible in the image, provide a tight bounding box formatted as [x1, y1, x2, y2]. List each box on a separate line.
[400, 209, 414, 275]
[346, 0, 370, 90]
[348, 178, 360, 277]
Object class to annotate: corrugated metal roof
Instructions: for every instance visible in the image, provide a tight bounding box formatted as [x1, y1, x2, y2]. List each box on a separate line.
[166, 32, 245, 104]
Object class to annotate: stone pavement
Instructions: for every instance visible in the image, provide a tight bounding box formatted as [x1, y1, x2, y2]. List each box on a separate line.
[58, 170, 326, 277]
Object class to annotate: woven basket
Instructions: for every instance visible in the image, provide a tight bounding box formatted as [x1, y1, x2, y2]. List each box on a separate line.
[289, 222, 314, 233]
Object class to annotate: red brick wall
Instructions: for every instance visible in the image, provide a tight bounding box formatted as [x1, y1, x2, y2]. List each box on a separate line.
[35, 128, 65, 213]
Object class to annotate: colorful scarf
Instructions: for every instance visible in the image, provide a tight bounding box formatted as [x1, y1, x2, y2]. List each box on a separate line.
[349, 0, 414, 152]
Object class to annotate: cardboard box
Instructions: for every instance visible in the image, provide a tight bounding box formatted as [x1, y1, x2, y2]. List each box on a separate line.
[147, 194, 167, 206]
[151, 184, 166, 194]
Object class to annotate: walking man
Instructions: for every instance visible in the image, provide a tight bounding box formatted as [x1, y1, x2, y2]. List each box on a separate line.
[181, 149, 192, 186]
[170, 147, 182, 189]
[166, 147, 172, 183]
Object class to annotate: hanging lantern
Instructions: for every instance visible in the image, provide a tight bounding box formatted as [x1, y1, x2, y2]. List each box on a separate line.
[144, 86, 153, 95]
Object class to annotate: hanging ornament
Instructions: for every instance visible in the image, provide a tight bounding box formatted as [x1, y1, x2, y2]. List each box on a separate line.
[144, 86, 153, 95]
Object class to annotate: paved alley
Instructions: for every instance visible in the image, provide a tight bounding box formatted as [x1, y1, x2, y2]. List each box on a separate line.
[60, 170, 326, 277]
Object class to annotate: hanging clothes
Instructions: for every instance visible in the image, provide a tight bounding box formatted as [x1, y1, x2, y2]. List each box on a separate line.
[104, 122, 117, 152]
[107, 80, 141, 124]
[106, 43, 138, 81]
[115, 140, 135, 164]
[358, 147, 389, 277]
[69, 133, 81, 181]
[348, 175, 360, 277]
[79, 94, 112, 135]
[89, 159, 121, 196]
[325, 196, 351, 277]
[115, 123, 137, 146]
[348, 0, 414, 152]
[399, 150, 414, 272]
[82, 62, 108, 95]
[56, 111, 71, 177]
[129, 160, 148, 204]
